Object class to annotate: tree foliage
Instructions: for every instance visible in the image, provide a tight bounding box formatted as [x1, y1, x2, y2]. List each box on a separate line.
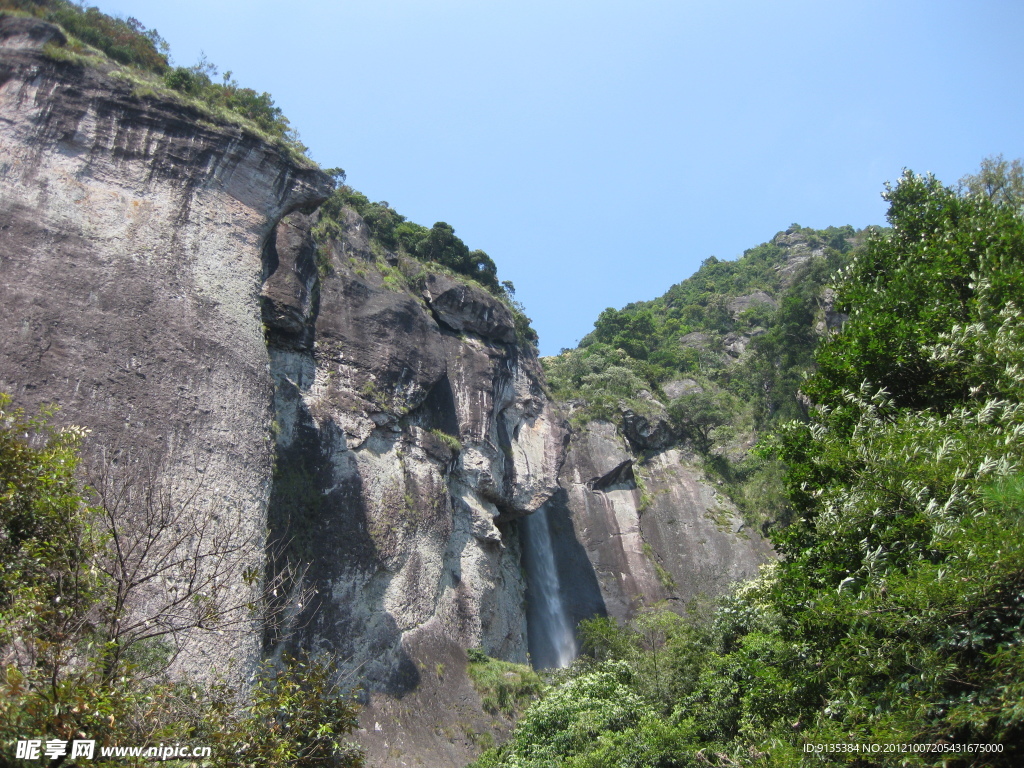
[310, 184, 538, 346]
[1, 0, 170, 72]
[1, 1, 304, 154]
[666, 389, 731, 455]
[959, 153, 1024, 210]
[481, 165, 1024, 766]
[162, 62, 302, 148]
[807, 171, 1024, 413]
[543, 224, 859, 433]
[0, 395, 363, 767]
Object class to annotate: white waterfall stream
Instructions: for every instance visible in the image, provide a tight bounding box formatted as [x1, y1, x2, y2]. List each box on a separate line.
[521, 506, 577, 669]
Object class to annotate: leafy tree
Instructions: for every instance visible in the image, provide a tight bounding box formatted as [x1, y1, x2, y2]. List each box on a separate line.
[471, 662, 659, 768]
[468, 249, 500, 292]
[807, 170, 1024, 413]
[578, 615, 636, 663]
[0, 396, 364, 767]
[764, 168, 1024, 759]
[311, 188, 514, 301]
[416, 237, 500, 291]
[39, 1, 170, 72]
[201, 655, 364, 768]
[667, 388, 730, 454]
[959, 153, 1024, 209]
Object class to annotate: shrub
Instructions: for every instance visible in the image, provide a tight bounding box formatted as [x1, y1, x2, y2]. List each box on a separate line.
[466, 649, 543, 717]
[0, 395, 364, 767]
[2, 1, 169, 73]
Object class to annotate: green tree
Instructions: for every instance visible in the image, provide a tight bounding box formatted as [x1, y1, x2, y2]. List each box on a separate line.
[578, 615, 636, 663]
[808, 170, 1024, 413]
[0, 396, 364, 767]
[417, 221, 470, 272]
[763, 167, 1024, 760]
[959, 153, 1024, 209]
[667, 388, 730, 454]
[476, 662, 658, 768]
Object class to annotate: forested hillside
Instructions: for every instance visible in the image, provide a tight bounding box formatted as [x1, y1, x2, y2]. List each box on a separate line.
[473, 163, 1024, 766]
[545, 223, 859, 425]
[544, 220, 869, 531]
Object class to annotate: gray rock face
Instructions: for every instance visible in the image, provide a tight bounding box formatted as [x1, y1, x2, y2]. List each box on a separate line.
[620, 402, 675, 450]
[819, 286, 848, 332]
[547, 422, 772, 623]
[261, 211, 320, 350]
[772, 229, 826, 284]
[0, 25, 565, 765]
[727, 290, 778, 318]
[0, 18, 331, 681]
[662, 377, 702, 400]
[422, 272, 517, 344]
[263, 212, 565, 764]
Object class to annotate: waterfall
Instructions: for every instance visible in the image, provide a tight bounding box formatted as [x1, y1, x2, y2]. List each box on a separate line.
[521, 506, 577, 669]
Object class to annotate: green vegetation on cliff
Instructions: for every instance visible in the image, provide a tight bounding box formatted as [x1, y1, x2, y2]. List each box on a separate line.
[473, 164, 1024, 766]
[312, 175, 539, 346]
[467, 648, 544, 718]
[543, 222, 863, 431]
[543, 222, 867, 529]
[2, 1, 305, 155]
[0, 396, 364, 767]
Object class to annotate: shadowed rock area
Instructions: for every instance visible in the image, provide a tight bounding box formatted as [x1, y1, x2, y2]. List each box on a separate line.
[261, 206, 566, 764]
[551, 421, 773, 622]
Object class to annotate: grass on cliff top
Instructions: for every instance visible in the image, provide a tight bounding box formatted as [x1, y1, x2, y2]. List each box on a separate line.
[3, 1, 311, 165]
[467, 648, 544, 718]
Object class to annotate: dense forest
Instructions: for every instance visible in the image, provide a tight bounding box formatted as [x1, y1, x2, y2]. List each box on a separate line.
[471, 163, 1024, 766]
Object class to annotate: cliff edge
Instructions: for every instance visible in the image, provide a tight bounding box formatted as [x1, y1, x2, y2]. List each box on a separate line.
[0, 15, 331, 680]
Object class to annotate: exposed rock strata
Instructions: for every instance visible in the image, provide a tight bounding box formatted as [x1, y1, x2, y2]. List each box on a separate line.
[543, 421, 773, 623]
[262, 208, 565, 765]
[0, 17, 331, 679]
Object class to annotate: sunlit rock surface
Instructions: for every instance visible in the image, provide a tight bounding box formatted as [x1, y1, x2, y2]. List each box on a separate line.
[0, 16, 331, 682]
[543, 421, 773, 623]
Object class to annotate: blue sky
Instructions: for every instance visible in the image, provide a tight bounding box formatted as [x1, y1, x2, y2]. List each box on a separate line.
[95, 0, 1024, 355]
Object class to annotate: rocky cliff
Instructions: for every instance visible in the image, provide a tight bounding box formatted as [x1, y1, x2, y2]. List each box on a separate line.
[0, 16, 566, 766]
[263, 206, 566, 765]
[0, 15, 330, 679]
[1, 16, 777, 767]
[540, 420, 772, 631]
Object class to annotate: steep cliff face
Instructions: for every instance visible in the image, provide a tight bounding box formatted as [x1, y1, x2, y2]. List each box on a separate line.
[0, 17, 331, 678]
[261, 206, 566, 765]
[0, 20, 566, 764]
[539, 419, 772, 626]
[1, 17, 778, 766]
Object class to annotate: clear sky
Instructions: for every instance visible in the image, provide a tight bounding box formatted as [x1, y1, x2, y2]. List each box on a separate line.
[93, 0, 1024, 355]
